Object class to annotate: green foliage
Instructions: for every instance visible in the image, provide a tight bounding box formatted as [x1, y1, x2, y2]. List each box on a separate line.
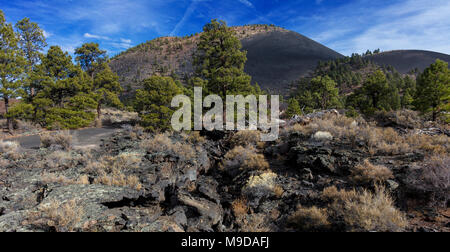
[15, 17, 47, 99]
[413, 59, 450, 121]
[346, 70, 401, 115]
[93, 63, 123, 118]
[0, 10, 26, 129]
[294, 75, 341, 113]
[33, 46, 97, 129]
[193, 19, 259, 98]
[285, 98, 302, 118]
[6, 102, 34, 121]
[134, 76, 183, 132]
[75, 42, 107, 77]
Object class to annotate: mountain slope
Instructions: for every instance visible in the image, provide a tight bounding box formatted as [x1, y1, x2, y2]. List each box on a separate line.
[242, 30, 343, 93]
[366, 50, 450, 73]
[109, 25, 343, 94]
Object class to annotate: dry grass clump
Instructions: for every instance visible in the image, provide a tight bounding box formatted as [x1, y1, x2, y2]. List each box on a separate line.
[286, 113, 449, 156]
[25, 199, 84, 232]
[321, 186, 407, 232]
[41, 172, 89, 185]
[375, 110, 422, 129]
[40, 131, 72, 150]
[0, 140, 20, 153]
[350, 159, 394, 185]
[239, 213, 271, 232]
[406, 155, 449, 206]
[84, 152, 142, 174]
[229, 130, 263, 148]
[94, 169, 142, 191]
[140, 133, 196, 162]
[82, 152, 143, 190]
[38, 151, 82, 171]
[186, 131, 206, 144]
[231, 198, 250, 219]
[288, 205, 330, 232]
[0, 140, 22, 160]
[221, 146, 269, 171]
[243, 171, 281, 198]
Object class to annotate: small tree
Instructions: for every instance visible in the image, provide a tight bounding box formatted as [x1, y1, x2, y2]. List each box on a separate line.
[15, 17, 47, 99]
[194, 19, 258, 98]
[93, 63, 123, 119]
[33, 46, 96, 129]
[134, 76, 183, 132]
[285, 98, 302, 118]
[0, 10, 26, 130]
[75, 42, 107, 78]
[310, 75, 341, 110]
[414, 60, 450, 121]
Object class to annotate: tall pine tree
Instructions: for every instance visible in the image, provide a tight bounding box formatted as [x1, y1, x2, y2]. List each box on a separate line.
[0, 10, 26, 130]
[193, 19, 258, 98]
[414, 60, 450, 121]
[15, 17, 47, 99]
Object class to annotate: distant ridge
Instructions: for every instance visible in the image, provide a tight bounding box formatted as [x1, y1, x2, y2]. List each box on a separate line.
[366, 50, 450, 73]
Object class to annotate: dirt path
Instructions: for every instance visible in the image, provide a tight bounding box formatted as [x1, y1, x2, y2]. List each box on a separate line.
[7, 127, 120, 150]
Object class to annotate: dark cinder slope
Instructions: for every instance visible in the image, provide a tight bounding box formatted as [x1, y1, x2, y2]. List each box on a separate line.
[109, 25, 343, 94]
[367, 50, 450, 73]
[242, 30, 343, 92]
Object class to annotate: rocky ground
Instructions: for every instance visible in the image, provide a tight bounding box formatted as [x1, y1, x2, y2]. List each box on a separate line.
[0, 110, 448, 232]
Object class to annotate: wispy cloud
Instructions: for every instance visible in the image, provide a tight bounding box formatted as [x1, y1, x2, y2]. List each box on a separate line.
[84, 33, 110, 40]
[238, 0, 254, 8]
[286, 0, 450, 55]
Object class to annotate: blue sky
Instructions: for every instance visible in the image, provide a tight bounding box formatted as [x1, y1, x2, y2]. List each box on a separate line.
[1, 0, 449, 56]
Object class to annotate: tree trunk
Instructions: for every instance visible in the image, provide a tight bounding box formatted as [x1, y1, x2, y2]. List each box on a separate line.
[4, 98, 12, 131]
[97, 103, 102, 119]
[432, 108, 437, 121]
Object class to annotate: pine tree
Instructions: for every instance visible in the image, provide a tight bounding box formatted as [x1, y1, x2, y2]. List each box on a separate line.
[76, 43, 122, 119]
[134, 76, 183, 132]
[193, 19, 258, 98]
[310, 75, 341, 110]
[414, 59, 450, 121]
[15, 17, 47, 99]
[93, 63, 123, 118]
[0, 10, 26, 130]
[75, 42, 107, 78]
[285, 98, 302, 118]
[362, 70, 390, 111]
[33, 46, 96, 129]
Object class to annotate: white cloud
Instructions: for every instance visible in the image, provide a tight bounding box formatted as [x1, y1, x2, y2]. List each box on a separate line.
[290, 0, 450, 55]
[83, 33, 110, 40]
[120, 38, 132, 44]
[43, 30, 53, 38]
[238, 0, 254, 8]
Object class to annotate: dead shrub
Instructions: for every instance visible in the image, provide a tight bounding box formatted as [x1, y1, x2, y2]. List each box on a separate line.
[84, 152, 142, 174]
[239, 213, 271, 232]
[0, 140, 20, 153]
[288, 205, 330, 231]
[405, 155, 449, 206]
[350, 159, 393, 185]
[94, 169, 142, 191]
[140, 133, 196, 162]
[229, 130, 262, 148]
[322, 186, 407, 232]
[25, 199, 84, 232]
[221, 146, 269, 171]
[231, 198, 249, 219]
[41, 173, 89, 185]
[186, 131, 206, 144]
[40, 131, 72, 150]
[39, 151, 82, 171]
